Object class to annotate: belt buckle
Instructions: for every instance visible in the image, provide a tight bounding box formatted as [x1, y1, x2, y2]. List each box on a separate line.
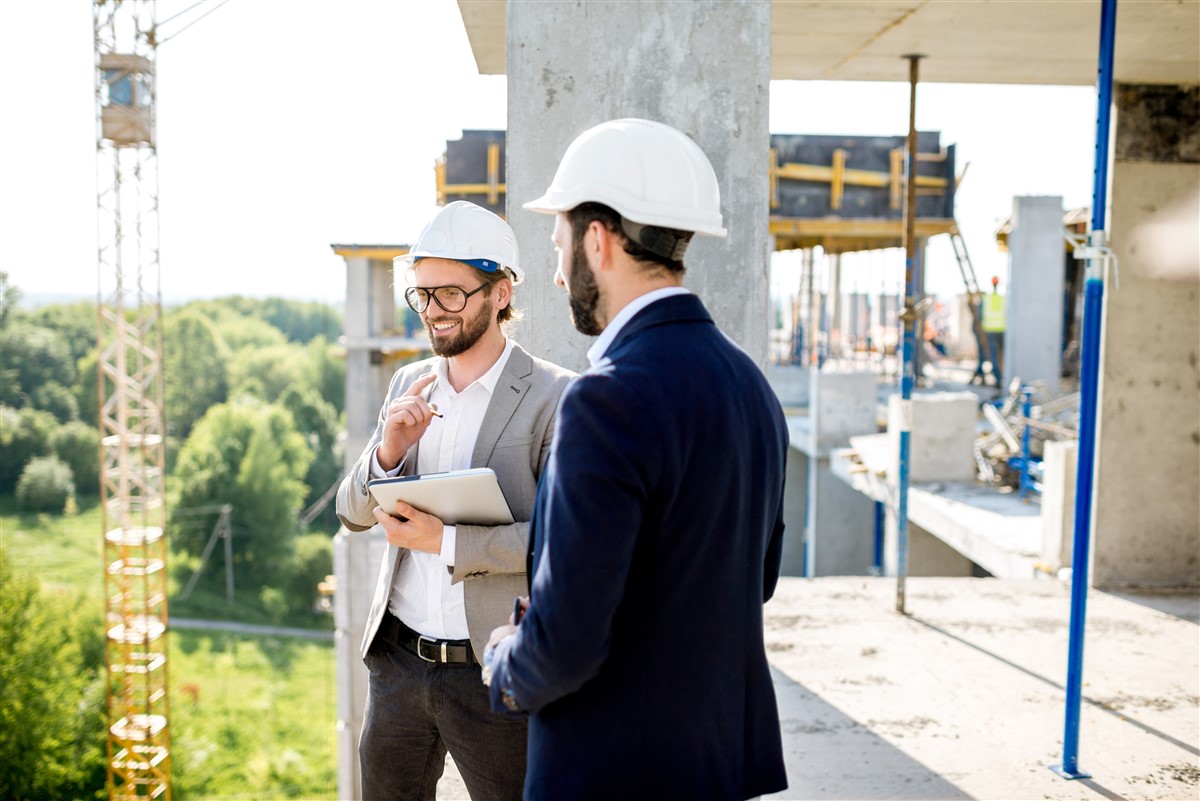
[416, 634, 445, 663]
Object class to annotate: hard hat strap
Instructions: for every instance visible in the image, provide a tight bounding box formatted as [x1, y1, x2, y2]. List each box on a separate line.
[621, 219, 692, 263]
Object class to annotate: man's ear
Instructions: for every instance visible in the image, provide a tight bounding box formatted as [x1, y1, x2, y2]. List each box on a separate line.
[588, 220, 614, 271]
[494, 276, 513, 311]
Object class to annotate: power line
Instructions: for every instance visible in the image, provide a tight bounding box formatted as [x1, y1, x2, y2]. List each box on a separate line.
[158, 0, 229, 46]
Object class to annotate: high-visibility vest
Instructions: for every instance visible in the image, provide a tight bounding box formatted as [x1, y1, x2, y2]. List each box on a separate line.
[981, 293, 1006, 333]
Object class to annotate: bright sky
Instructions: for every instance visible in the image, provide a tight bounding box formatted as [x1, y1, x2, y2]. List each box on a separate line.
[2, 0, 1096, 307]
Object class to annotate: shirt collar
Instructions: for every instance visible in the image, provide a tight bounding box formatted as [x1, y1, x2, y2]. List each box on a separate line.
[434, 338, 514, 396]
[586, 286, 691, 367]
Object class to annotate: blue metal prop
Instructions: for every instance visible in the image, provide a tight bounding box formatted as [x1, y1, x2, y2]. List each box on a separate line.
[1051, 0, 1116, 781]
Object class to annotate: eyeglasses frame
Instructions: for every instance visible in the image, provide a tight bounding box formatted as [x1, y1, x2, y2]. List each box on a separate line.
[404, 283, 490, 314]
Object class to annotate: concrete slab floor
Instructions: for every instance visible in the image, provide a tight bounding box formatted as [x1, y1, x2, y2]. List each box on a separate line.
[435, 577, 1199, 800]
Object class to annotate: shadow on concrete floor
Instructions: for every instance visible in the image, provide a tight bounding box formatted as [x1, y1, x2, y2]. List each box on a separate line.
[1105, 589, 1200, 624]
[767, 666, 973, 800]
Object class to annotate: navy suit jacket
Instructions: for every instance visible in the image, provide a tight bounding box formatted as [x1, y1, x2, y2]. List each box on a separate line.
[489, 293, 789, 800]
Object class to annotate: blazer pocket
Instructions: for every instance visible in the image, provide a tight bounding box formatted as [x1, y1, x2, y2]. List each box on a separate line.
[493, 434, 535, 449]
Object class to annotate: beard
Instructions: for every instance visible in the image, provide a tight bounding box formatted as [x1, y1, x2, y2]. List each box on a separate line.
[425, 295, 494, 357]
[568, 234, 604, 336]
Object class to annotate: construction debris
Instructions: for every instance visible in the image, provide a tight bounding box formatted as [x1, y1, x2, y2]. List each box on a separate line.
[974, 378, 1080, 488]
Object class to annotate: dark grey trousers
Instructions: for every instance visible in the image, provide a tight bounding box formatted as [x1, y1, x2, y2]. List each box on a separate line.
[359, 638, 527, 801]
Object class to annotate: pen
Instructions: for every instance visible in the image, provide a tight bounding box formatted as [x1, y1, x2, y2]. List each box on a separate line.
[429, 404, 443, 419]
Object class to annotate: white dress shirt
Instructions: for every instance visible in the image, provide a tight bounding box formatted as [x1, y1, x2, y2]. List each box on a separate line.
[371, 338, 514, 639]
[586, 286, 691, 367]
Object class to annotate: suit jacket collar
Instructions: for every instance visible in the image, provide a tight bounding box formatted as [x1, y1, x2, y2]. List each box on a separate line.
[603, 292, 714, 358]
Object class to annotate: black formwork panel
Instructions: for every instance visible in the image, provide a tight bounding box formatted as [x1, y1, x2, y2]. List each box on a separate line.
[442, 130, 506, 216]
[771, 131, 955, 220]
[440, 130, 954, 222]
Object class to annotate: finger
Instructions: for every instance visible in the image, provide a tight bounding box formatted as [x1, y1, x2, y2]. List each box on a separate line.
[402, 372, 437, 398]
[388, 400, 431, 428]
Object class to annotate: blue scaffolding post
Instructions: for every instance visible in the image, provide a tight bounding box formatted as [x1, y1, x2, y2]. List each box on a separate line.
[1050, 0, 1117, 781]
[895, 53, 924, 615]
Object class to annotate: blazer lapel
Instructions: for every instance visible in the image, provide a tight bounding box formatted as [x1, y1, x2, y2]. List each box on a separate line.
[472, 344, 533, 467]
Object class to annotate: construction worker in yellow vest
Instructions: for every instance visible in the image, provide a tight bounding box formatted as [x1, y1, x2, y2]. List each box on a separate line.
[981, 275, 1006, 383]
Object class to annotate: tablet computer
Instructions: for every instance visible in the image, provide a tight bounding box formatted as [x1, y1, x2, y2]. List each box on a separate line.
[368, 467, 514, 526]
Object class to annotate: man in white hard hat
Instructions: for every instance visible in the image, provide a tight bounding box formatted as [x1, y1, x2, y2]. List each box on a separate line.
[336, 201, 574, 801]
[483, 119, 790, 800]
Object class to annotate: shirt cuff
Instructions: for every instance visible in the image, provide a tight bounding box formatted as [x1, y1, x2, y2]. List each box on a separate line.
[439, 525, 457, 566]
[370, 448, 404, 479]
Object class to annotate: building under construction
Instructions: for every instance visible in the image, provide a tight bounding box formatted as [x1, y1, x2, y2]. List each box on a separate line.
[323, 2, 1197, 799]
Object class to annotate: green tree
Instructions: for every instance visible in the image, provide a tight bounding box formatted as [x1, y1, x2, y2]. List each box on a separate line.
[15, 455, 75, 513]
[259, 297, 341, 344]
[186, 297, 340, 344]
[171, 396, 313, 588]
[227, 342, 307, 401]
[28, 302, 98, 368]
[0, 406, 57, 493]
[74, 349, 100, 427]
[301, 335, 345, 414]
[279, 386, 342, 516]
[210, 313, 288, 352]
[0, 271, 20, 329]
[284, 533, 334, 615]
[30, 381, 79, 422]
[0, 322, 76, 411]
[163, 309, 229, 438]
[0, 554, 107, 800]
[51, 420, 101, 495]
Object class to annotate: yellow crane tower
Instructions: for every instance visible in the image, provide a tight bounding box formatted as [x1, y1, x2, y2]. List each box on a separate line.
[94, 0, 171, 797]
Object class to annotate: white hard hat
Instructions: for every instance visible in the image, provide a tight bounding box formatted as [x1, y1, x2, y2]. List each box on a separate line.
[398, 201, 524, 285]
[523, 118, 727, 238]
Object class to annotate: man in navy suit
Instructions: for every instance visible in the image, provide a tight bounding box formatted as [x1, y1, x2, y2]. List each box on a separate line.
[484, 119, 789, 800]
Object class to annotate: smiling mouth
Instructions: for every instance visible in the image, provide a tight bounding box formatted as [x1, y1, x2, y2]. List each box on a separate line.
[429, 319, 460, 335]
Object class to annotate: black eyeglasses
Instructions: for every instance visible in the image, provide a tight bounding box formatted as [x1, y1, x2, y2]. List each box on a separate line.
[404, 283, 489, 314]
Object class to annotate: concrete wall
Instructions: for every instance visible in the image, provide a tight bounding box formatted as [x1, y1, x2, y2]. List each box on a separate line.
[505, 0, 771, 371]
[1005, 196, 1066, 391]
[1092, 84, 1200, 589]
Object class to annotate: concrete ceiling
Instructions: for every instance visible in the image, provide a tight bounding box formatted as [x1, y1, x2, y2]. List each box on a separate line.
[456, 0, 1200, 86]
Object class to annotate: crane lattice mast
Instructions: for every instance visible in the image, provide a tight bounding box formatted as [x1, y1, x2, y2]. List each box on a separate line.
[93, 0, 172, 797]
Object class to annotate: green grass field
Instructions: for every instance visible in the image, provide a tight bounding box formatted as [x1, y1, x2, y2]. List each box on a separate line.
[1, 497, 339, 799]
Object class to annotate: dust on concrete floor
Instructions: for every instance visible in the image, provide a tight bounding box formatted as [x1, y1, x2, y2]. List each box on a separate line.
[435, 576, 1199, 800]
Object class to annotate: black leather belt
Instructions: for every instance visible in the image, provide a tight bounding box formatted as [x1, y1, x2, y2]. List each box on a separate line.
[378, 610, 477, 666]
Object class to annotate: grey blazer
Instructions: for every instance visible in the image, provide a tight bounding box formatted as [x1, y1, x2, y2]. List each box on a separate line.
[335, 342, 575, 660]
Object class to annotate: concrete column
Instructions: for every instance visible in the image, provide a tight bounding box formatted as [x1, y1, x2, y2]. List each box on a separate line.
[883, 392, 978, 576]
[343, 256, 375, 472]
[342, 257, 398, 471]
[1004, 196, 1066, 391]
[1092, 84, 1200, 589]
[333, 529, 389, 801]
[506, 0, 771, 372]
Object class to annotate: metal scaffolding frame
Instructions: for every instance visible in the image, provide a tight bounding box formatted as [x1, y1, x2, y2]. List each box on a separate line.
[94, 0, 172, 797]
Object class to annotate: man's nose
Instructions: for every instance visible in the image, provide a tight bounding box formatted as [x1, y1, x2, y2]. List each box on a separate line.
[553, 265, 566, 289]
